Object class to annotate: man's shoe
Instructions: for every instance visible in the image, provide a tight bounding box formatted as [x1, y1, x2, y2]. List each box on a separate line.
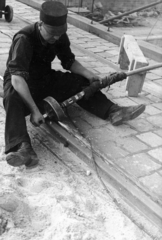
[109, 104, 146, 126]
[25, 148, 39, 168]
[6, 142, 39, 167]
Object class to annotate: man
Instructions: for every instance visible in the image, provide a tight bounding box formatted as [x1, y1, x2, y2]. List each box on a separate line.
[3, 1, 145, 168]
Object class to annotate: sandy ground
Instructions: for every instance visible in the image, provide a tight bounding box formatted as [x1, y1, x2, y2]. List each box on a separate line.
[0, 105, 161, 240]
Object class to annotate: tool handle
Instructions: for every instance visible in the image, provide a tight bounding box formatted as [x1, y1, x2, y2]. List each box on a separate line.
[127, 63, 162, 76]
[61, 81, 101, 107]
[61, 91, 85, 108]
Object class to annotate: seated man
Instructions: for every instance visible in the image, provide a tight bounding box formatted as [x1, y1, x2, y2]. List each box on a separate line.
[3, 1, 145, 168]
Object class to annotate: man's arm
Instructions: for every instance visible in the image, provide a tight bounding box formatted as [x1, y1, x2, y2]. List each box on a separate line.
[70, 60, 101, 84]
[11, 75, 45, 126]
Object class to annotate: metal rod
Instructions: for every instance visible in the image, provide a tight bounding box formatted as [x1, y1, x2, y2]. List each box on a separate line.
[99, 0, 162, 24]
[79, 0, 83, 8]
[127, 63, 162, 76]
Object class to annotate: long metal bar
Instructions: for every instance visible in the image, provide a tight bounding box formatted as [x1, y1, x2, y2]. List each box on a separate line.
[127, 62, 162, 76]
[0, 63, 162, 98]
[99, 0, 162, 24]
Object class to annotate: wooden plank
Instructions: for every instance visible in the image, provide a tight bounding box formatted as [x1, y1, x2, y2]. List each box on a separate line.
[118, 35, 148, 96]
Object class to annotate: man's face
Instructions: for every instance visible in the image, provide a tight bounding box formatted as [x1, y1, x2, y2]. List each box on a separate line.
[40, 23, 65, 44]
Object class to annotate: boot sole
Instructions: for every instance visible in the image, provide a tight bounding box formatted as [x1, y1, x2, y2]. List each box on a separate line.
[112, 105, 146, 126]
[6, 154, 29, 167]
[25, 158, 39, 168]
[6, 153, 39, 168]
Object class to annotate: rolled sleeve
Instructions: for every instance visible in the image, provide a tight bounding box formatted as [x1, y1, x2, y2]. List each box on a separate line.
[8, 34, 33, 81]
[56, 34, 75, 70]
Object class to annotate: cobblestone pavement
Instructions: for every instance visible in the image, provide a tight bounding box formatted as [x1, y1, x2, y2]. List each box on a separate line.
[0, 0, 162, 229]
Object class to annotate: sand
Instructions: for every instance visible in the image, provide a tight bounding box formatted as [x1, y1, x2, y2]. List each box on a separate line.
[0, 106, 161, 240]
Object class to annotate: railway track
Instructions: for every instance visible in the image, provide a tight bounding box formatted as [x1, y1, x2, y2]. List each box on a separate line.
[0, 0, 162, 235]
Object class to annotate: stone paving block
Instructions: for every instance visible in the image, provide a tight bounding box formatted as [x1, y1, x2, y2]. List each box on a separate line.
[72, 50, 88, 57]
[128, 95, 152, 105]
[105, 49, 119, 56]
[74, 37, 91, 41]
[73, 29, 90, 35]
[0, 48, 10, 54]
[154, 80, 162, 86]
[97, 46, 113, 51]
[144, 105, 162, 115]
[0, 30, 14, 37]
[86, 61, 105, 67]
[86, 47, 106, 53]
[87, 129, 129, 159]
[101, 141, 129, 160]
[0, 37, 12, 43]
[148, 148, 162, 164]
[128, 118, 155, 132]
[71, 116, 93, 134]
[148, 59, 160, 65]
[139, 173, 162, 200]
[86, 125, 143, 154]
[70, 39, 87, 44]
[105, 88, 127, 98]
[96, 51, 113, 59]
[108, 55, 119, 64]
[137, 132, 162, 147]
[111, 97, 137, 106]
[88, 38, 109, 43]
[83, 35, 100, 39]
[94, 66, 115, 74]
[73, 111, 108, 129]
[151, 68, 162, 76]
[146, 94, 161, 103]
[147, 115, 162, 128]
[0, 44, 11, 49]
[77, 42, 102, 48]
[105, 124, 137, 137]
[146, 72, 161, 80]
[68, 33, 84, 38]
[102, 42, 119, 48]
[152, 102, 162, 110]
[76, 56, 95, 62]
[117, 136, 148, 153]
[114, 153, 161, 178]
[154, 129, 162, 137]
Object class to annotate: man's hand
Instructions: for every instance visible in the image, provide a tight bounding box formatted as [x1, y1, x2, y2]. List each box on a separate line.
[30, 110, 45, 127]
[11, 75, 45, 126]
[70, 60, 102, 84]
[101, 72, 127, 88]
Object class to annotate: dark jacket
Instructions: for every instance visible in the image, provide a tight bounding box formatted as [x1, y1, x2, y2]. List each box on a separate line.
[3, 22, 75, 89]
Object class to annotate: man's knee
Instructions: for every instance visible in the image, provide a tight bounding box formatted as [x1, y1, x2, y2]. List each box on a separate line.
[3, 86, 24, 110]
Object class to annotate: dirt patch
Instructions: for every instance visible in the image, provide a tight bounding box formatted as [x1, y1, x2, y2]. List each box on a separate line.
[0, 111, 161, 240]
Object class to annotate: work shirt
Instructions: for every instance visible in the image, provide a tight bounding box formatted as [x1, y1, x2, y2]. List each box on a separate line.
[3, 22, 75, 89]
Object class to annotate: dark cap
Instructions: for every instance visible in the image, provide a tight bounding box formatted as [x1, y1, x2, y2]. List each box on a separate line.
[40, 1, 68, 35]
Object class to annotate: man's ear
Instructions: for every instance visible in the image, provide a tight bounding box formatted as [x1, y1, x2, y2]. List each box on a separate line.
[38, 21, 43, 30]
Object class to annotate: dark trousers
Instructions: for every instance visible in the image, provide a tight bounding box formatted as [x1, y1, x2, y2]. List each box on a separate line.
[3, 70, 114, 153]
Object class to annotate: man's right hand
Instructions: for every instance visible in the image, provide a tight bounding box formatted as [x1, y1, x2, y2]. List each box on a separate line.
[101, 72, 127, 88]
[11, 75, 46, 127]
[30, 110, 45, 127]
